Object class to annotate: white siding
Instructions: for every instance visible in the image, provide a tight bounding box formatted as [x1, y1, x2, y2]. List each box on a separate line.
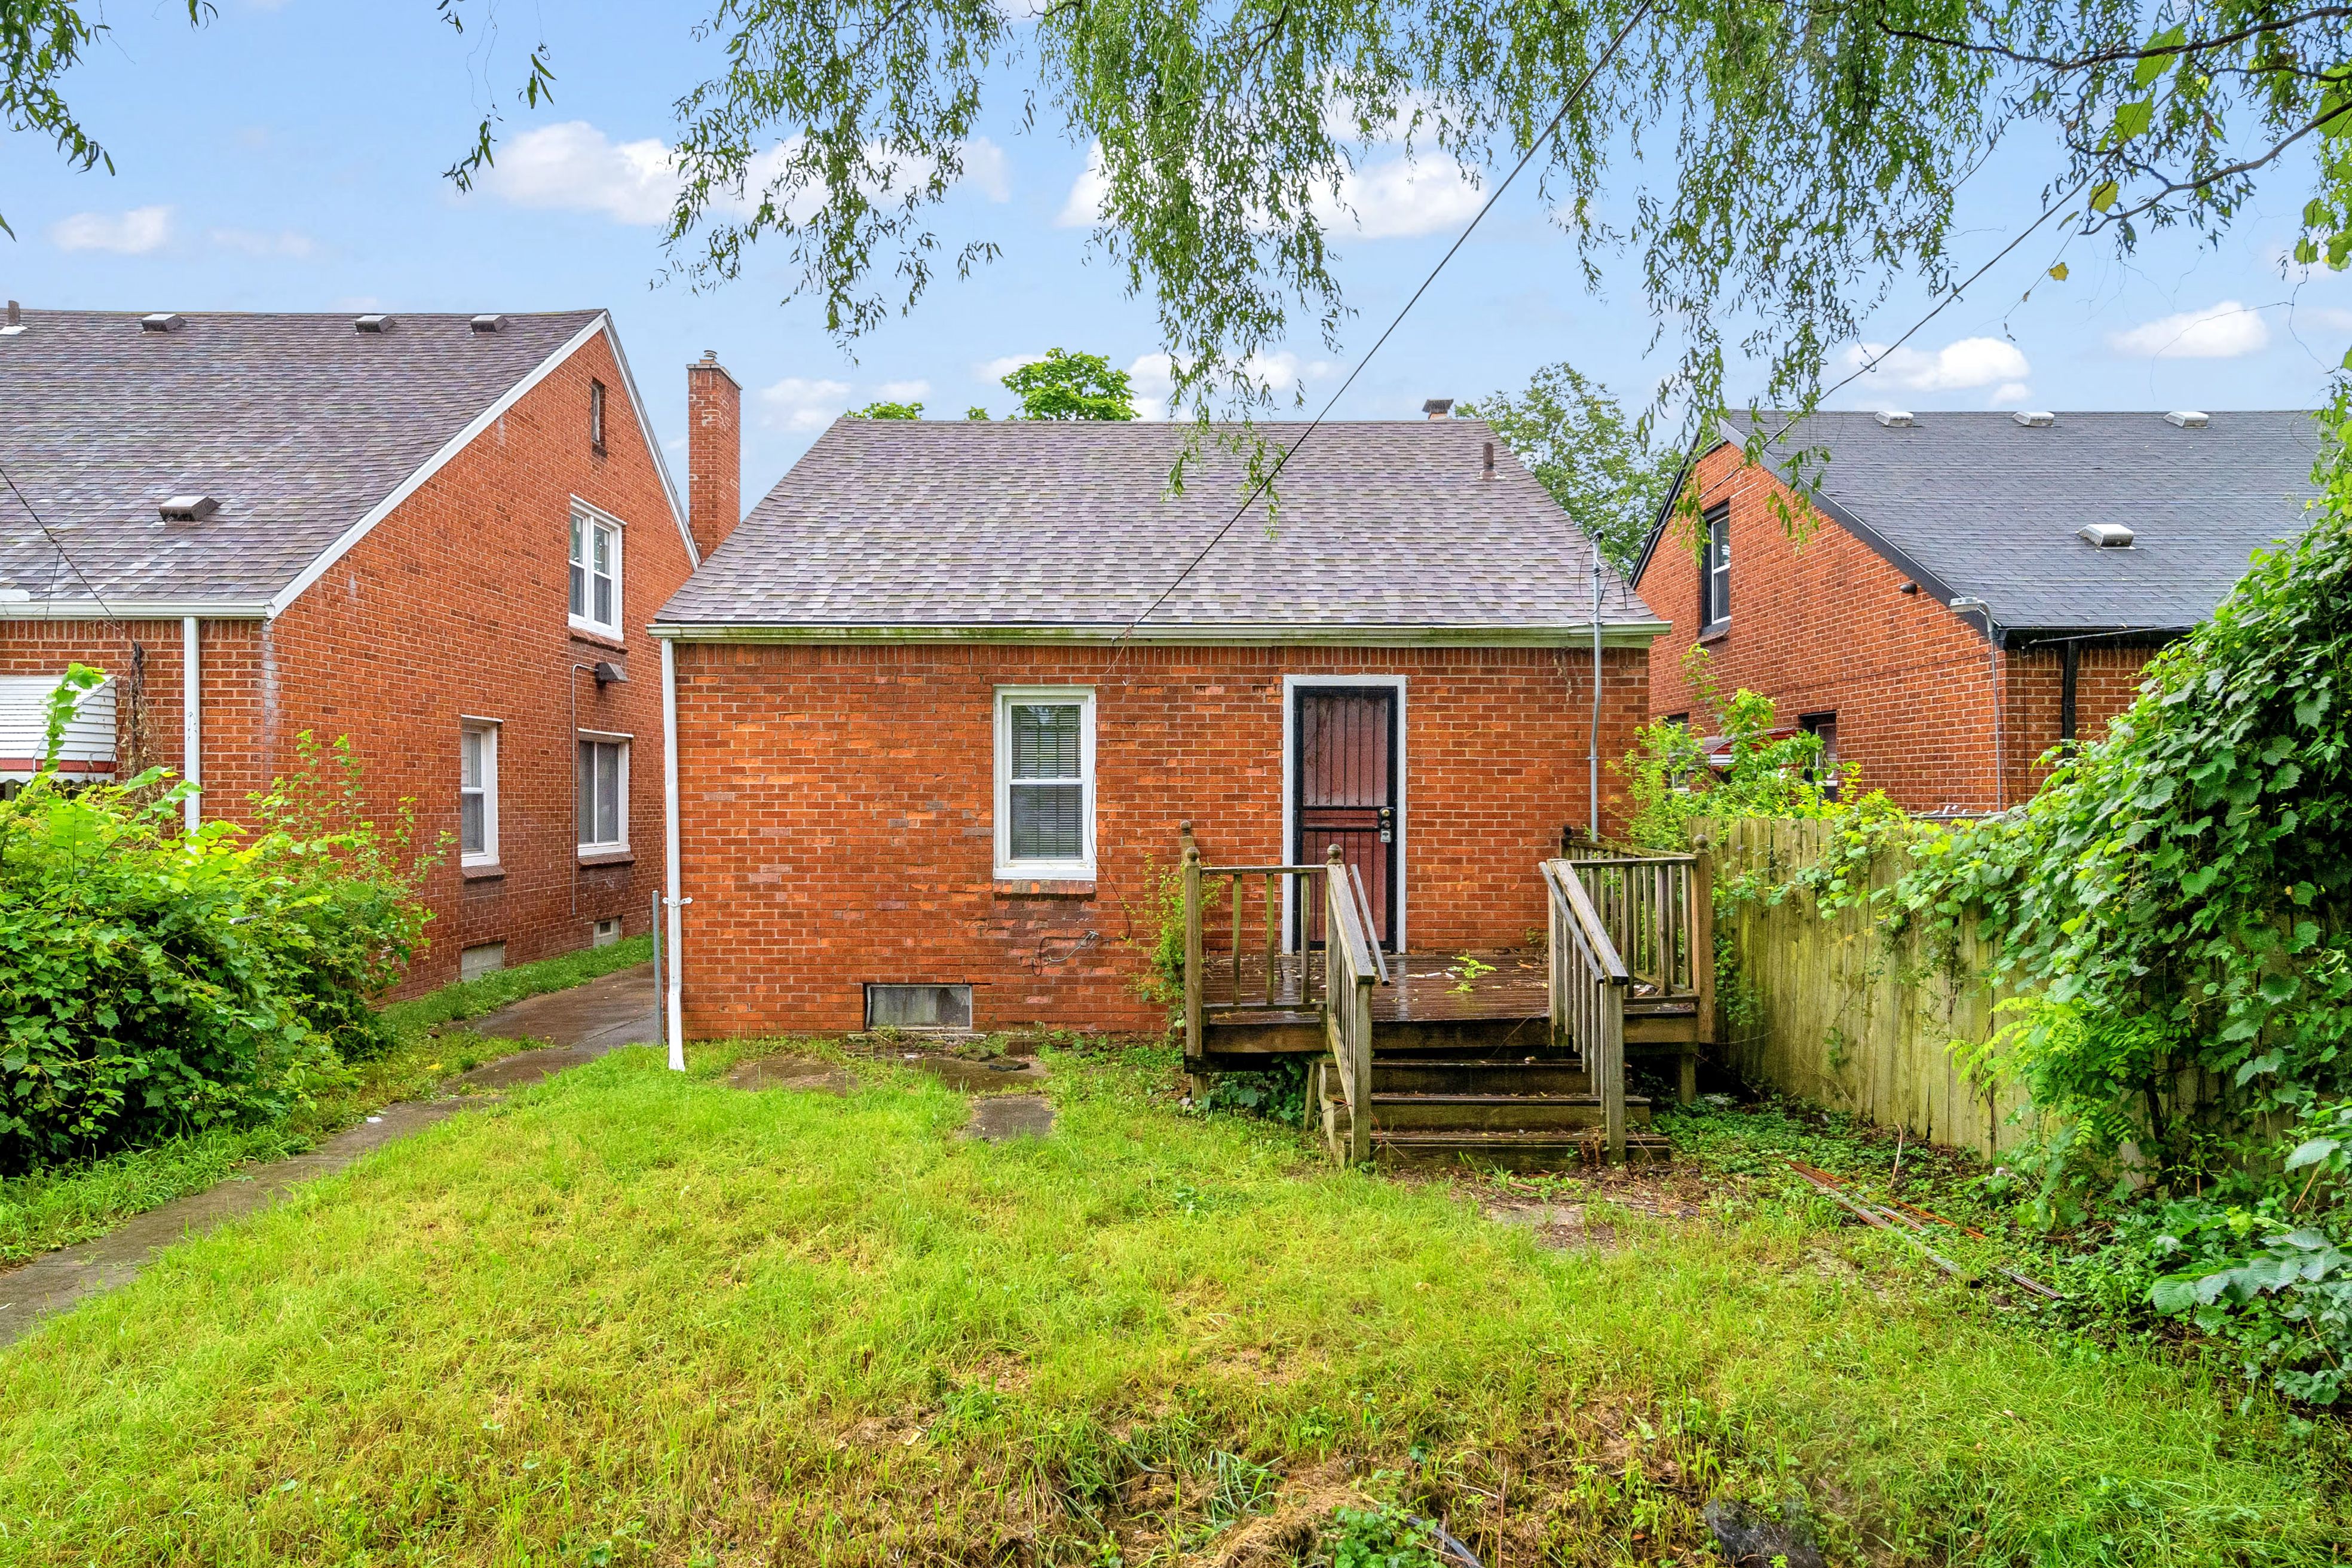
[0, 675, 117, 780]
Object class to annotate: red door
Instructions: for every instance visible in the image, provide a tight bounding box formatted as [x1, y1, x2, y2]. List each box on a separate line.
[1295, 688, 1398, 949]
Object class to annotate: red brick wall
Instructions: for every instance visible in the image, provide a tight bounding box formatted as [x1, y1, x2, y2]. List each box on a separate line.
[668, 640, 1651, 1036]
[1, 327, 697, 993]
[2001, 640, 2160, 797]
[1638, 445, 2128, 813]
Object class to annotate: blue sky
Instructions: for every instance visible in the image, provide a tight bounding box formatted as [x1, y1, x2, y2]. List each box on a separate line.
[4, 1, 2345, 502]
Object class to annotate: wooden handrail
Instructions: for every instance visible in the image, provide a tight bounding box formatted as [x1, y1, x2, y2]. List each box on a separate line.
[1180, 821, 1334, 1040]
[1323, 844, 1377, 1164]
[1543, 858, 1630, 1162]
[1345, 862, 1391, 986]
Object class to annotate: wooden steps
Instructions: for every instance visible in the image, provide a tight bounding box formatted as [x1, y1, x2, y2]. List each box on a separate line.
[1315, 1054, 1658, 1170]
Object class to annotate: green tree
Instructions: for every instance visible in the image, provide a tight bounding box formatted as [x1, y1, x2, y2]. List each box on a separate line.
[436, 0, 2351, 431]
[1, 1, 204, 238]
[1461, 364, 1679, 576]
[1000, 349, 1138, 421]
[848, 400, 923, 419]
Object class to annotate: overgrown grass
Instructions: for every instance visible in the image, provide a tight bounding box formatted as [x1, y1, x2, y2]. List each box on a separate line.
[1, 1044, 2341, 1566]
[0, 939, 651, 1264]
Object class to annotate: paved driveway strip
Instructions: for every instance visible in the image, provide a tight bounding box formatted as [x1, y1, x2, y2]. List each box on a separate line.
[0, 963, 660, 1350]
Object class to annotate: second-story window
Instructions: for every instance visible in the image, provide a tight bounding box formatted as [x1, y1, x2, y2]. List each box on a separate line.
[1702, 504, 1731, 630]
[569, 504, 623, 638]
[590, 378, 608, 454]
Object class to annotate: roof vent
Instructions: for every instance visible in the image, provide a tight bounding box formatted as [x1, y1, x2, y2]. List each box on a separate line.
[1874, 409, 1915, 428]
[1422, 398, 1453, 419]
[141, 313, 184, 333]
[354, 314, 396, 333]
[470, 313, 506, 333]
[1, 300, 21, 338]
[2079, 522, 2135, 549]
[2012, 410, 2055, 427]
[158, 494, 219, 522]
[2164, 409, 2210, 428]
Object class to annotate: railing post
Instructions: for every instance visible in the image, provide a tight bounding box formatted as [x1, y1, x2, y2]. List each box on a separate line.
[1264, 871, 1279, 1007]
[1693, 844, 1717, 1049]
[1181, 822, 1203, 1060]
[1353, 973, 1374, 1166]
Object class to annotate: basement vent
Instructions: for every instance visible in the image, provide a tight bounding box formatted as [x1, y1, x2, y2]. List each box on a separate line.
[865, 983, 973, 1031]
[2012, 410, 2055, 427]
[460, 942, 507, 982]
[2080, 522, 2136, 549]
[470, 313, 507, 333]
[1874, 409, 1915, 428]
[354, 314, 396, 333]
[141, 313, 184, 333]
[158, 494, 219, 522]
[2164, 409, 2210, 428]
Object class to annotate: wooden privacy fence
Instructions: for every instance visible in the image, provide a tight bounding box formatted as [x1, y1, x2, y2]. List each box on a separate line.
[1692, 816, 2044, 1158]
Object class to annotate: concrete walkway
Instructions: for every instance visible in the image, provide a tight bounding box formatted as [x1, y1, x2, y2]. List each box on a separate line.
[0, 962, 660, 1351]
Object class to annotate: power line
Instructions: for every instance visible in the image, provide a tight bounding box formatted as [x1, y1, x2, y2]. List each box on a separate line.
[1110, 0, 1658, 650]
[0, 456, 120, 626]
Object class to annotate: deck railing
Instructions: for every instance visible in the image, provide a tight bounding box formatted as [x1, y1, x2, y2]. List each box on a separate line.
[1543, 858, 1630, 1162]
[1322, 845, 1382, 1164]
[1557, 846, 1709, 1013]
[1180, 822, 1331, 1054]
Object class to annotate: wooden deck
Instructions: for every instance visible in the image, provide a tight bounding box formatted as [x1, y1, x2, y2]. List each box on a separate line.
[1195, 949, 1549, 1026]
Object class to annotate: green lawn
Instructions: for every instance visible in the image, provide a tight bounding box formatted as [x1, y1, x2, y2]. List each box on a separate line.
[1, 1043, 2343, 1567]
[0, 936, 651, 1264]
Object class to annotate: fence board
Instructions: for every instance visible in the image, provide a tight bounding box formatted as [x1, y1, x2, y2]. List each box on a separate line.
[1693, 816, 2042, 1159]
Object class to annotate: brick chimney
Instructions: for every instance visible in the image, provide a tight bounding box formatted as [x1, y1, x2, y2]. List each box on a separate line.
[686, 350, 742, 560]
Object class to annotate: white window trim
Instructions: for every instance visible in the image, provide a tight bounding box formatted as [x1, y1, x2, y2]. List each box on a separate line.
[993, 686, 1096, 880]
[568, 498, 627, 639]
[460, 718, 500, 867]
[577, 728, 632, 855]
[1279, 675, 1407, 952]
[1704, 507, 1732, 630]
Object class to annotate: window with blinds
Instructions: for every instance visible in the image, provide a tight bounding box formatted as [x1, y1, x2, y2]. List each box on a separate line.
[577, 734, 629, 852]
[460, 720, 498, 865]
[994, 688, 1094, 877]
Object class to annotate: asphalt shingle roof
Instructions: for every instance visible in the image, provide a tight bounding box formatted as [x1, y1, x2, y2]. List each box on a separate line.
[1718, 409, 2324, 632]
[658, 418, 1656, 635]
[0, 308, 605, 608]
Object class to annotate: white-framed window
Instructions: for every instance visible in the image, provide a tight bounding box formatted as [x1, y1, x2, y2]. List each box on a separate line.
[1702, 504, 1731, 629]
[459, 719, 500, 866]
[577, 731, 630, 853]
[994, 687, 1095, 878]
[568, 503, 624, 638]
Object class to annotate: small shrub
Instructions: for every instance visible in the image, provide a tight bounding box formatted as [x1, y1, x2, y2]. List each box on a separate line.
[0, 669, 433, 1173]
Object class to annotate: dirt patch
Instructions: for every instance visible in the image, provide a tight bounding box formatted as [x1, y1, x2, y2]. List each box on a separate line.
[725, 1056, 855, 1095]
[1199, 1460, 1359, 1567]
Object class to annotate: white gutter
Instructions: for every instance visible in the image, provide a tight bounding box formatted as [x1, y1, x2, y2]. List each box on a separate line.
[660, 637, 687, 1072]
[645, 620, 1673, 649]
[181, 617, 201, 832]
[0, 598, 269, 621]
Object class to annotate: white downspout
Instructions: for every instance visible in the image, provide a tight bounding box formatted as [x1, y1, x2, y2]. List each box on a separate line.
[180, 616, 201, 832]
[1588, 559, 1603, 843]
[661, 636, 688, 1071]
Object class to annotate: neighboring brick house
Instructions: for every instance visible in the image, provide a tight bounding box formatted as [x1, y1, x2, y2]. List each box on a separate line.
[647, 415, 1667, 1039]
[1631, 409, 2323, 813]
[0, 308, 737, 990]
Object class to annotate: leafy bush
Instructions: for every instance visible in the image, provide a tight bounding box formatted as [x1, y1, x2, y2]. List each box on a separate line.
[1618, 647, 1897, 850]
[0, 668, 434, 1173]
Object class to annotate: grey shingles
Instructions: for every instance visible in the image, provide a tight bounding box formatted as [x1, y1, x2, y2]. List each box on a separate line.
[1720, 409, 2323, 631]
[658, 418, 1657, 633]
[0, 308, 604, 607]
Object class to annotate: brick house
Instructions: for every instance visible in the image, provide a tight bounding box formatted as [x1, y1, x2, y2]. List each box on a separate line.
[1631, 409, 2323, 813]
[648, 415, 1667, 1040]
[0, 308, 739, 990]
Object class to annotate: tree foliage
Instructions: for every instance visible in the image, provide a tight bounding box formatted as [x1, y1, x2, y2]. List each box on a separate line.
[412, 0, 2352, 433]
[0, 0, 206, 238]
[849, 399, 924, 419]
[1461, 363, 1680, 575]
[1000, 348, 1139, 421]
[0, 669, 434, 1174]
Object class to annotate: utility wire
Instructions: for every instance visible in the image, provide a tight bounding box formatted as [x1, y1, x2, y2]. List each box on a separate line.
[1109, 0, 1658, 650]
[0, 455, 120, 626]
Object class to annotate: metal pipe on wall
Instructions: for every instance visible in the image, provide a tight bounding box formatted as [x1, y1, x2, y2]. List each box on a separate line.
[180, 616, 201, 832]
[660, 638, 687, 1072]
[1588, 558, 1603, 843]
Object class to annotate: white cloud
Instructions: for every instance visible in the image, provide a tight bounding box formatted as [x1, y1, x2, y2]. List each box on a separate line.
[1124, 350, 1336, 420]
[1992, 381, 2032, 405]
[1059, 140, 1483, 240]
[483, 121, 680, 225]
[757, 376, 853, 432]
[2109, 301, 2271, 359]
[976, 354, 1045, 383]
[875, 379, 932, 401]
[50, 205, 173, 255]
[209, 226, 318, 261]
[486, 122, 1008, 227]
[1312, 154, 1484, 238]
[1839, 335, 2031, 392]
